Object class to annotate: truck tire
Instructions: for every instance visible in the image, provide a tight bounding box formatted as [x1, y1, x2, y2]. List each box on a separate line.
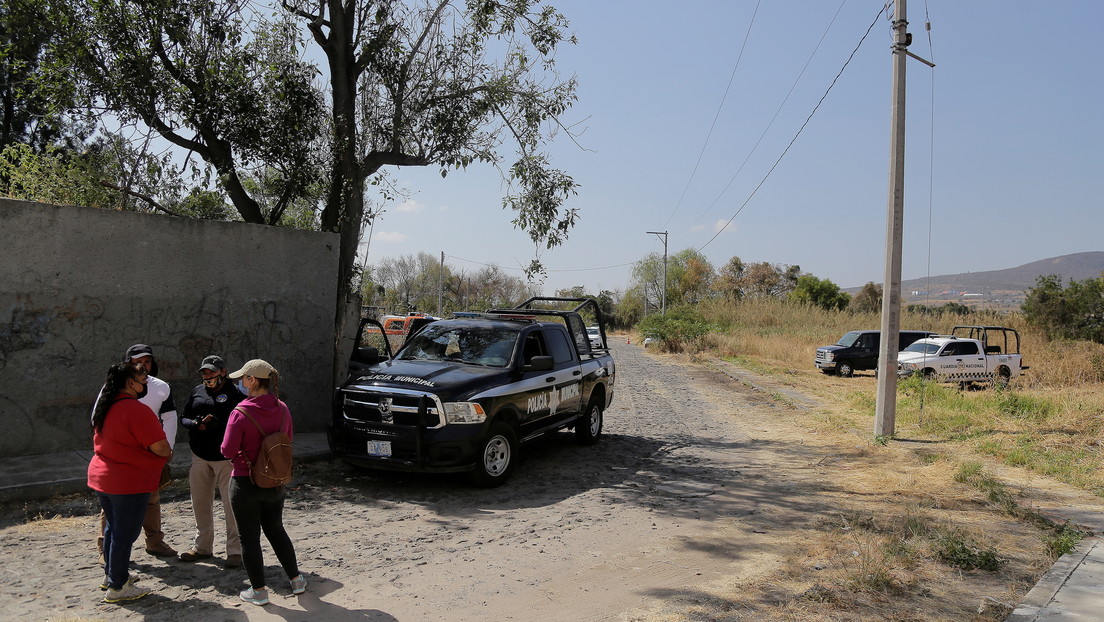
[837, 361, 854, 377]
[922, 368, 937, 381]
[994, 367, 1011, 389]
[575, 399, 603, 445]
[471, 422, 517, 488]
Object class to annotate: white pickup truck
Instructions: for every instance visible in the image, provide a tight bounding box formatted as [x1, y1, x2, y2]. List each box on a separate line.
[896, 325, 1025, 387]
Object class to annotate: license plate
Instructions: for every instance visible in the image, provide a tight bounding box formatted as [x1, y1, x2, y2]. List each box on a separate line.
[366, 440, 392, 457]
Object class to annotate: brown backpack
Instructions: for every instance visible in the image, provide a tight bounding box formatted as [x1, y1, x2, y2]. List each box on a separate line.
[236, 406, 293, 488]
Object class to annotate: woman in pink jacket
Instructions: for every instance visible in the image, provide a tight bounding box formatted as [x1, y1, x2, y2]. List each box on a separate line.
[221, 359, 305, 605]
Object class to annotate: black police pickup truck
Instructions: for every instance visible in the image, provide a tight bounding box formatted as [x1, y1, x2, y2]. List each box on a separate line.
[329, 297, 616, 486]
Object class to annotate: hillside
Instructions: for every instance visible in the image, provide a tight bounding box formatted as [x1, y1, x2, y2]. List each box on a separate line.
[847, 251, 1104, 309]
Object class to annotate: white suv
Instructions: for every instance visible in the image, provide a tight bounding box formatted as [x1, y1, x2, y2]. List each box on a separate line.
[586, 326, 603, 349]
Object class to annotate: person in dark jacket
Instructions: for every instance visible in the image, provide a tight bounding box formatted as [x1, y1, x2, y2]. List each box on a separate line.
[178, 355, 245, 567]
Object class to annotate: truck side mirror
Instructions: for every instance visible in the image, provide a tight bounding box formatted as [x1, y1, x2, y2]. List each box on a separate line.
[523, 355, 554, 372]
[352, 346, 382, 365]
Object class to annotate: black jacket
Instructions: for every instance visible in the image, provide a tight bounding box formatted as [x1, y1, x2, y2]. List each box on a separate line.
[180, 381, 245, 461]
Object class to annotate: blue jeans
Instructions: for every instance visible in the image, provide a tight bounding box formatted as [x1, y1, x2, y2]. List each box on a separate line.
[230, 477, 299, 589]
[97, 491, 151, 589]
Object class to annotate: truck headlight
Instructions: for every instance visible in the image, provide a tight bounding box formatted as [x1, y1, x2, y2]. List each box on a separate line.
[823, 352, 834, 362]
[444, 402, 487, 424]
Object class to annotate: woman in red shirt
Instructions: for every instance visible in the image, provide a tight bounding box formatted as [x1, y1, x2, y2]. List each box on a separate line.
[87, 363, 170, 603]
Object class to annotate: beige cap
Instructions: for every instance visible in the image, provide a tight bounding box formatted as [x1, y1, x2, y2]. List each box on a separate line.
[229, 359, 276, 379]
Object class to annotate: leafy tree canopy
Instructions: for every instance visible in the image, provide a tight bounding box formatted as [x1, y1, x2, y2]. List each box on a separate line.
[1022, 274, 1104, 343]
[44, 0, 582, 364]
[789, 274, 849, 311]
[850, 281, 882, 314]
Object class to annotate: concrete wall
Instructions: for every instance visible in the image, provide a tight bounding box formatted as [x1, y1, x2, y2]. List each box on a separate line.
[0, 199, 339, 457]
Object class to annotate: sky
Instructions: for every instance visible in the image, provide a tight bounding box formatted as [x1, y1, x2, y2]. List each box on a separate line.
[359, 1, 1104, 296]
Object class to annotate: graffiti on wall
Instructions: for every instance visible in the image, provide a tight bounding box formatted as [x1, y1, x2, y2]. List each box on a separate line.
[0, 289, 329, 457]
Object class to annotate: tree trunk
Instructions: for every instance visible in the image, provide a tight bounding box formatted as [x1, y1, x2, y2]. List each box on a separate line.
[320, 1, 367, 386]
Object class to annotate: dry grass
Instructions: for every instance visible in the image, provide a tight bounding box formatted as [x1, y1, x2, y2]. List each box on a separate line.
[12, 513, 92, 534]
[676, 298, 1104, 496]
[691, 297, 1104, 387]
[623, 299, 1103, 620]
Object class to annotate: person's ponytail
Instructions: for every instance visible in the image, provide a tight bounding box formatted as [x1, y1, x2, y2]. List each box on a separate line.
[91, 363, 140, 433]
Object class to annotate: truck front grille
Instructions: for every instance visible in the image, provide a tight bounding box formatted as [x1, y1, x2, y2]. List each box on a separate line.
[341, 387, 443, 428]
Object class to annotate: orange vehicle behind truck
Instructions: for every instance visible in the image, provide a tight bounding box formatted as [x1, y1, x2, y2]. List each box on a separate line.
[381, 312, 433, 336]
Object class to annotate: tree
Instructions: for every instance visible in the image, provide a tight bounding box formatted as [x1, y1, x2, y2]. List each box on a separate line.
[1, 0, 79, 150]
[1022, 274, 1104, 343]
[850, 282, 882, 314]
[0, 134, 198, 213]
[741, 261, 800, 298]
[715, 256, 746, 301]
[672, 249, 714, 305]
[789, 274, 849, 311]
[631, 252, 666, 313]
[52, 0, 580, 372]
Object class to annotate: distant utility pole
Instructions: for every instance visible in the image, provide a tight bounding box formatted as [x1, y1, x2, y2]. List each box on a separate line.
[438, 251, 444, 317]
[646, 231, 668, 315]
[874, 0, 934, 438]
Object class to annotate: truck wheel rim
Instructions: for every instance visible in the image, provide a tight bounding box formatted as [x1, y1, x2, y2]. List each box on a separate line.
[588, 406, 601, 436]
[483, 436, 510, 475]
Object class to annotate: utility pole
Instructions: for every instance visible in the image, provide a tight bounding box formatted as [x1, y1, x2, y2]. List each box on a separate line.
[874, 0, 933, 438]
[437, 251, 444, 317]
[646, 231, 668, 315]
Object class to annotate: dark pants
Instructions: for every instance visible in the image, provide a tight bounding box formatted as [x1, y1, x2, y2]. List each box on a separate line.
[97, 491, 151, 590]
[229, 476, 299, 589]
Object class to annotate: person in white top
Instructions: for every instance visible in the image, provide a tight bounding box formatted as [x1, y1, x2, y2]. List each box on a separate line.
[126, 344, 180, 557]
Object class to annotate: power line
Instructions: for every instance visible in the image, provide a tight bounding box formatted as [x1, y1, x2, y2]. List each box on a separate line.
[688, 0, 849, 231]
[697, 4, 887, 253]
[662, 0, 762, 229]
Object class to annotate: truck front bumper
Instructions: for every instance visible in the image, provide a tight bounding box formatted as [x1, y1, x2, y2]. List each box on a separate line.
[328, 419, 484, 473]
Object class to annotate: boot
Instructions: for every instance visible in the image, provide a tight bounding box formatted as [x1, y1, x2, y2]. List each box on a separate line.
[143, 502, 177, 557]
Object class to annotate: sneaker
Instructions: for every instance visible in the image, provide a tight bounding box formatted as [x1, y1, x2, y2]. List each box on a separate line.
[145, 541, 177, 557]
[103, 579, 150, 603]
[290, 574, 307, 595]
[224, 554, 243, 568]
[240, 587, 269, 606]
[179, 549, 212, 562]
[99, 574, 136, 591]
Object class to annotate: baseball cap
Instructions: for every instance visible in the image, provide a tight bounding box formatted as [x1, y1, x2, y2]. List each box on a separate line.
[125, 344, 154, 360]
[229, 359, 276, 379]
[198, 355, 226, 373]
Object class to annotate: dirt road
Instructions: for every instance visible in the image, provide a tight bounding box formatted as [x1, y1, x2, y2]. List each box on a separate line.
[1, 340, 1061, 621]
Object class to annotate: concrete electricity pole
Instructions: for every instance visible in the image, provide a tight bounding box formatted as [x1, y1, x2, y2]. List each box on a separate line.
[438, 251, 444, 317]
[874, 0, 933, 438]
[647, 231, 668, 315]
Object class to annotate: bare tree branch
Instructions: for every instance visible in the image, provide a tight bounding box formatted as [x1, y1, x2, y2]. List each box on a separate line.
[98, 180, 182, 216]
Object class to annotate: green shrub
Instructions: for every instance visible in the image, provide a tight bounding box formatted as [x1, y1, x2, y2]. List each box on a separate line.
[935, 528, 1005, 571]
[637, 307, 712, 353]
[1043, 522, 1085, 560]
